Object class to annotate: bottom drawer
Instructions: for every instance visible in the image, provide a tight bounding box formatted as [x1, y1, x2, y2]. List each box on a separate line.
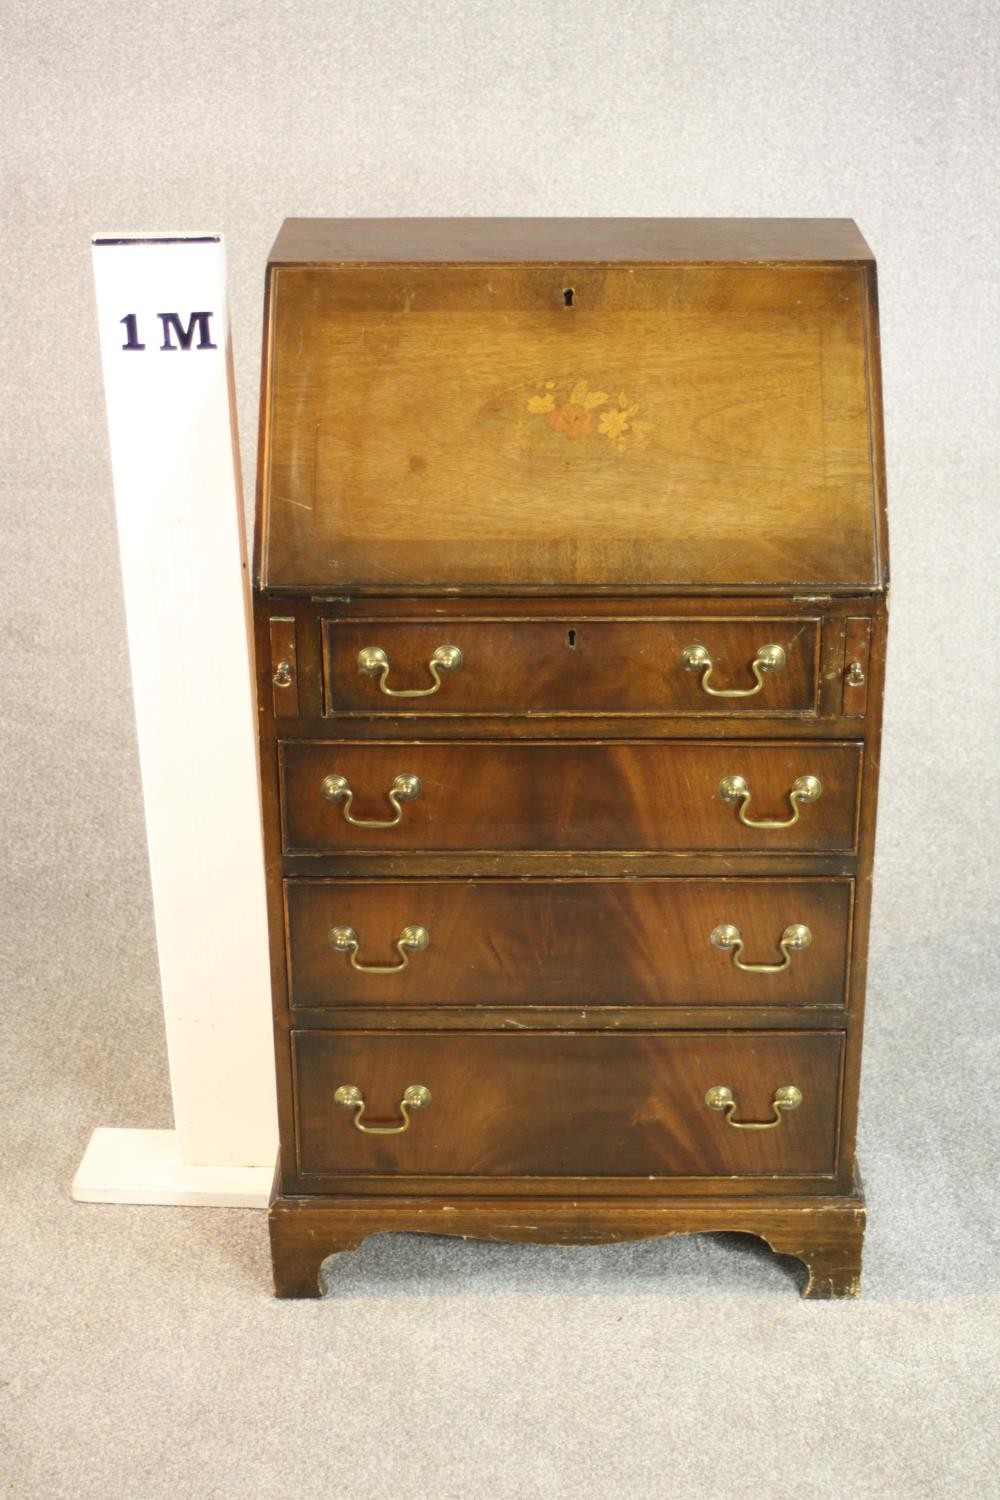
[293, 1030, 843, 1179]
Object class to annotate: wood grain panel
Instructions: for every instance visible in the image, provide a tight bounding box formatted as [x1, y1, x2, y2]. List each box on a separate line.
[322, 616, 821, 716]
[292, 1029, 843, 1178]
[280, 740, 862, 855]
[269, 1181, 867, 1298]
[261, 262, 878, 591]
[285, 878, 852, 1008]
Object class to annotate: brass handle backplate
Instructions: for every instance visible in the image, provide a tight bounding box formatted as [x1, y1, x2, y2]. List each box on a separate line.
[682, 642, 786, 698]
[334, 1083, 432, 1135]
[321, 772, 421, 828]
[329, 923, 429, 973]
[358, 644, 463, 698]
[719, 773, 822, 828]
[710, 922, 812, 973]
[705, 1084, 802, 1130]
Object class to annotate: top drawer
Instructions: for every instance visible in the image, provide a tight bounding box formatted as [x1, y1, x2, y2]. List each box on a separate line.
[322, 616, 821, 717]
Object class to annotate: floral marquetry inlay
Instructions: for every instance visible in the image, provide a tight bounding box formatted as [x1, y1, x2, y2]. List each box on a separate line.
[525, 379, 652, 453]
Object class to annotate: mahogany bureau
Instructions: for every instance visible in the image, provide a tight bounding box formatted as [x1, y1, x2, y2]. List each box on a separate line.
[252, 217, 887, 1298]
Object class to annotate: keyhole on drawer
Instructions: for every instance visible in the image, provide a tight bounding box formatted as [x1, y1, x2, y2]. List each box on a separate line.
[563, 287, 574, 306]
[567, 629, 577, 648]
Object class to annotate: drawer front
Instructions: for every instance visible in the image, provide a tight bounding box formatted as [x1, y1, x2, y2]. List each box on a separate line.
[280, 740, 861, 855]
[286, 878, 852, 1008]
[323, 616, 821, 716]
[293, 1029, 843, 1177]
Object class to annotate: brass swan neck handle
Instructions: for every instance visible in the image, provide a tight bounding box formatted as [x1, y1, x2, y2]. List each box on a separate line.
[710, 923, 812, 973]
[334, 1084, 432, 1135]
[718, 774, 822, 829]
[705, 1085, 802, 1130]
[321, 772, 422, 829]
[329, 924, 430, 974]
[358, 644, 463, 698]
[682, 642, 786, 697]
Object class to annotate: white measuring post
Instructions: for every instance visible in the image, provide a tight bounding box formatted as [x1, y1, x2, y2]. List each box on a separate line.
[72, 234, 277, 1207]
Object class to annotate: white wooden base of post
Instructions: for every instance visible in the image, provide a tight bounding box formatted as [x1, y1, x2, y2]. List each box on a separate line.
[75, 233, 278, 1208]
[73, 1130, 273, 1208]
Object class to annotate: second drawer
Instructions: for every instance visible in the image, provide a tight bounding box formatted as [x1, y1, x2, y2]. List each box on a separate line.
[280, 740, 862, 854]
[286, 877, 853, 1009]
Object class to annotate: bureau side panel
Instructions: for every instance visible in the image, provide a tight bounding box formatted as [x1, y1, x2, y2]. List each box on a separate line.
[252, 597, 300, 1189]
[834, 594, 887, 1174]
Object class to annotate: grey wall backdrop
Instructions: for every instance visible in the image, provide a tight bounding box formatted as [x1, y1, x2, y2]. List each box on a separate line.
[3, 4, 997, 1498]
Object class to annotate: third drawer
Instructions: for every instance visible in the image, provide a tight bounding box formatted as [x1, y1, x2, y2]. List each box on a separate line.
[285, 877, 853, 1009]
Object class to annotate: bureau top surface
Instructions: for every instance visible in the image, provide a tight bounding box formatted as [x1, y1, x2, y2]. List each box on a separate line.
[257, 218, 886, 595]
[268, 217, 875, 265]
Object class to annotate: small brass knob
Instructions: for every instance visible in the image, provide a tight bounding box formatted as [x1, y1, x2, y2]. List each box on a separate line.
[272, 659, 293, 688]
[432, 645, 463, 672]
[782, 923, 812, 950]
[398, 923, 430, 950]
[329, 925, 357, 953]
[793, 775, 823, 803]
[357, 646, 390, 675]
[709, 924, 742, 952]
[756, 644, 787, 672]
